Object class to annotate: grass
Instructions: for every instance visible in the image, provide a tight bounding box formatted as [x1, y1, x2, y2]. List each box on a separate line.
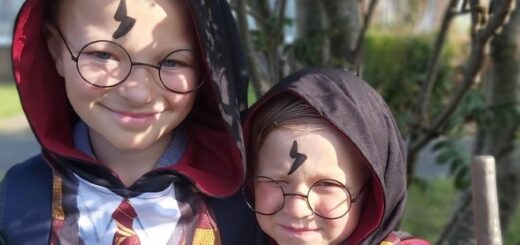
[505, 205, 520, 245]
[0, 83, 23, 119]
[401, 178, 457, 243]
[402, 178, 520, 244]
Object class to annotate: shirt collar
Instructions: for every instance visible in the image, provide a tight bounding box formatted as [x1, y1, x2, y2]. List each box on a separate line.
[73, 121, 187, 167]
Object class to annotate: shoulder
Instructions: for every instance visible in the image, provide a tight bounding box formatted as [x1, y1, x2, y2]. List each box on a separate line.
[0, 154, 53, 214]
[1, 155, 51, 189]
[399, 238, 431, 245]
[380, 231, 431, 245]
[207, 191, 268, 245]
[0, 155, 53, 243]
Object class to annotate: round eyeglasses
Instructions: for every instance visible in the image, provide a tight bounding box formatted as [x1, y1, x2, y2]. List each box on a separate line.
[243, 176, 367, 220]
[55, 29, 203, 94]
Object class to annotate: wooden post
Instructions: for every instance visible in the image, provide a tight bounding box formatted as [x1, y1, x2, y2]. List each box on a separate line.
[471, 156, 502, 245]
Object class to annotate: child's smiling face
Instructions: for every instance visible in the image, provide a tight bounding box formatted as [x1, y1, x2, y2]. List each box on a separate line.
[48, 0, 200, 151]
[254, 124, 370, 245]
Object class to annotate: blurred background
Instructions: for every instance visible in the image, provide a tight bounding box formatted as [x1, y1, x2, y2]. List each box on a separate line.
[1, 0, 519, 244]
[0, 0, 40, 171]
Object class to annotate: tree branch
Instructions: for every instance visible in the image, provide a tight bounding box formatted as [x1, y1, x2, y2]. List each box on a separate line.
[409, 0, 514, 156]
[258, 0, 271, 19]
[273, 0, 287, 41]
[229, 3, 268, 27]
[436, 190, 472, 245]
[417, 0, 459, 123]
[353, 0, 378, 71]
[470, 0, 482, 38]
[269, 0, 287, 81]
[236, 0, 269, 97]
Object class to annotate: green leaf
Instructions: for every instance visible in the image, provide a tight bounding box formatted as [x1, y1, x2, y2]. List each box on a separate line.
[432, 139, 451, 151]
[449, 158, 464, 175]
[436, 150, 454, 165]
[454, 165, 470, 190]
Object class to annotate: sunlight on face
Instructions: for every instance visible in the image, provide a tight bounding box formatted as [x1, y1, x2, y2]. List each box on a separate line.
[54, 0, 199, 151]
[255, 125, 370, 245]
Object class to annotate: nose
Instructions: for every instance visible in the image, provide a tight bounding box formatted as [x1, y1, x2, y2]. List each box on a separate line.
[282, 193, 314, 219]
[116, 66, 156, 105]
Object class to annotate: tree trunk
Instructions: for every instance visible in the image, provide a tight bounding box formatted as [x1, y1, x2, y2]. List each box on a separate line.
[294, 0, 329, 68]
[322, 0, 360, 69]
[439, 1, 520, 243]
[488, 0, 520, 234]
[234, 0, 271, 97]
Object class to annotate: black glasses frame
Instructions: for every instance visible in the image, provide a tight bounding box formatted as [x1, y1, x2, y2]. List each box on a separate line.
[55, 28, 204, 94]
[243, 175, 368, 220]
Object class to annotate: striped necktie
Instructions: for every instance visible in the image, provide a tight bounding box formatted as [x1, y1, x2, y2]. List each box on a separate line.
[112, 199, 141, 245]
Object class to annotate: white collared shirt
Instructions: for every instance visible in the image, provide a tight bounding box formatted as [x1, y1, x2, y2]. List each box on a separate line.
[76, 174, 181, 244]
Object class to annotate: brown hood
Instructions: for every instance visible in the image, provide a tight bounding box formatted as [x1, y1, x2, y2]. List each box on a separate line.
[243, 68, 407, 244]
[11, 0, 248, 197]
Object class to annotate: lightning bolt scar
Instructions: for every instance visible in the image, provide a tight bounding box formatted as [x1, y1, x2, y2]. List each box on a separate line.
[112, 0, 136, 39]
[287, 140, 307, 175]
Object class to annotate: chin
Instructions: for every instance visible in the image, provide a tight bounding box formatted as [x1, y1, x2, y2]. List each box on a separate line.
[266, 227, 328, 245]
[273, 236, 323, 245]
[108, 136, 156, 151]
[114, 143, 150, 152]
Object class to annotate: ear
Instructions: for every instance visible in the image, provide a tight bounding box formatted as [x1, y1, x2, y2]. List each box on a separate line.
[44, 23, 65, 77]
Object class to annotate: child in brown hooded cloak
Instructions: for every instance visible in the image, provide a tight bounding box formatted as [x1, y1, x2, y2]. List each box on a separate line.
[243, 68, 430, 245]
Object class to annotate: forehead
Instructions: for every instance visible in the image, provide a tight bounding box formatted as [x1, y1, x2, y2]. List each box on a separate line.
[256, 126, 367, 181]
[258, 126, 345, 161]
[57, 0, 194, 49]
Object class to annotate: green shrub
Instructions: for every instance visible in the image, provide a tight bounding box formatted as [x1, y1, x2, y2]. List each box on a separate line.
[362, 32, 455, 135]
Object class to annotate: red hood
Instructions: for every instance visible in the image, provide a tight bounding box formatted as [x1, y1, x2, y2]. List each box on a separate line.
[12, 0, 248, 197]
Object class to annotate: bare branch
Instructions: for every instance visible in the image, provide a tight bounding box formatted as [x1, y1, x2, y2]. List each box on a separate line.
[257, 0, 271, 18]
[417, 0, 459, 123]
[456, 8, 473, 15]
[273, 0, 287, 41]
[229, 3, 268, 27]
[476, 0, 515, 39]
[470, 0, 483, 37]
[353, 0, 378, 69]
[436, 190, 472, 244]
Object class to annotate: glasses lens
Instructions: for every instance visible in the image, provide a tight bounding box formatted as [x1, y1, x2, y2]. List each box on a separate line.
[253, 176, 284, 215]
[77, 41, 131, 87]
[160, 50, 199, 93]
[308, 180, 351, 219]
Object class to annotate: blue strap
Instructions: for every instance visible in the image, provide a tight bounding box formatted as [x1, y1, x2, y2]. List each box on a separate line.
[0, 155, 53, 245]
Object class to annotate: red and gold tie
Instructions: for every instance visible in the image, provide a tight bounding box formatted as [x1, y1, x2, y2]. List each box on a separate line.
[112, 199, 141, 245]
